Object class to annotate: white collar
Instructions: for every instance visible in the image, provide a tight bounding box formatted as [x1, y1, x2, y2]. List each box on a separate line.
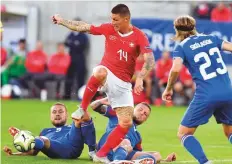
[118, 31, 134, 37]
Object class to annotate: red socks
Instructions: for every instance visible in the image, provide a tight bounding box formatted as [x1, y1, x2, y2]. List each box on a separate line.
[97, 125, 129, 157]
[81, 76, 102, 111]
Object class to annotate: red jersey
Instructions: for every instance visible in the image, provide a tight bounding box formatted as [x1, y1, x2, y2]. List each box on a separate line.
[1, 47, 7, 66]
[180, 66, 192, 83]
[90, 23, 152, 82]
[155, 58, 172, 83]
[26, 50, 47, 73]
[48, 53, 71, 75]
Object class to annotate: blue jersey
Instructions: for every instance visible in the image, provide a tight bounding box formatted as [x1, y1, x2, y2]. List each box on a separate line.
[173, 34, 232, 101]
[39, 123, 84, 159]
[101, 106, 142, 149]
[40, 125, 72, 140]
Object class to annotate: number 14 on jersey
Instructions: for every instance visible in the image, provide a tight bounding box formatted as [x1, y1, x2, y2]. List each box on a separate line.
[117, 49, 128, 61]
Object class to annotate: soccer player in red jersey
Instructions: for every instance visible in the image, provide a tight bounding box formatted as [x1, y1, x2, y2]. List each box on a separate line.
[52, 4, 155, 163]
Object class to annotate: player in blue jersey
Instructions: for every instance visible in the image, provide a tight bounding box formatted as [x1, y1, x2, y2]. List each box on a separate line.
[91, 98, 176, 164]
[3, 102, 96, 159]
[162, 15, 232, 164]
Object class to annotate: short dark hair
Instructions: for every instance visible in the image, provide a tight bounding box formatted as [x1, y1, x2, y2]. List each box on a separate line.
[111, 4, 130, 17]
[140, 102, 151, 111]
[19, 39, 26, 44]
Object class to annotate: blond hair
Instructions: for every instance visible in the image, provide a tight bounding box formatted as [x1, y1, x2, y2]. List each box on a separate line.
[173, 15, 198, 42]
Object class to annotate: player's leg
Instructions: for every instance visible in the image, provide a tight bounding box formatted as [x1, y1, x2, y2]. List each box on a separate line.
[39, 137, 79, 159]
[72, 66, 107, 119]
[112, 139, 133, 161]
[178, 100, 215, 164]
[67, 119, 85, 154]
[213, 101, 232, 144]
[222, 124, 232, 143]
[79, 113, 97, 159]
[39, 120, 85, 159]
[96, 106, 133, 157]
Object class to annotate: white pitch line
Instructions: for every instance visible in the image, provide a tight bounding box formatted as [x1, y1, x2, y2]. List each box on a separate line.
[164, 144, 231, 148]
[162, 159, 232, 164]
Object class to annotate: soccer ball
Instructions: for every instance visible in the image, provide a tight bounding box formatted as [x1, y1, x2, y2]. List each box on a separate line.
[13, 130, 35, 152]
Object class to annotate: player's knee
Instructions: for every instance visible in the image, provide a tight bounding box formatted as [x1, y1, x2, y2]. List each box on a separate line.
[119, 117, 133, 128]
[93, 66, 108, 82]
[223, 130, 231, 138]
[120, 139, 131, 147]
[116, 107, 133, 128]
[120, 139, 132, 153]
[177, 131, 184, 140]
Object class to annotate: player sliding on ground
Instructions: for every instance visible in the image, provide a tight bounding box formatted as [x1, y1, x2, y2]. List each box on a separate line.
[162, 15, 232, 164]
[3, 103, 96, 159]
[52, 3, 155, 163]
[91, 98, 177, 164]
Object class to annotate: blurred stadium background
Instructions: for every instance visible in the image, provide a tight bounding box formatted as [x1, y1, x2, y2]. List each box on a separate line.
[1, 1, 232, 163]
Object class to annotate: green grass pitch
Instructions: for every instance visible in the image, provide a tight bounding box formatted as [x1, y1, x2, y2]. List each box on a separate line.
[1, 100, 232, 164]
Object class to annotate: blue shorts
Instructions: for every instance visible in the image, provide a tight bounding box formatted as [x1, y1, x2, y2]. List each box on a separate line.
[42, 123, 84, 159]
[181, 99, 232, 128]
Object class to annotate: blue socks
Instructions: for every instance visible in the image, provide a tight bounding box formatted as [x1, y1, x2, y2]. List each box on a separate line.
[81, 118, 96, 152]
[34, 137, 45, 150]
[113, 147, 128, 160]
[182, 135, 208, 164]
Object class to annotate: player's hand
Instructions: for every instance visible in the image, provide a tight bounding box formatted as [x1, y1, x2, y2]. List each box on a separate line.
[165, 152, 176, 162]
[134, 77, 144, 95]
[3, 146, 13, 156]
[100, 97, 110, 106]
[162, 89, 173, 102]
[51, 14, 63, 25]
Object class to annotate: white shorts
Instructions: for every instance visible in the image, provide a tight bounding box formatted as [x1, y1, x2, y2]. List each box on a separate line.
[93, 66, 134, 109]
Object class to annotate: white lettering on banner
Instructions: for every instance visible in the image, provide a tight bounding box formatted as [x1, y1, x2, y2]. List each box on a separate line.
[142, 29, 176, 52]
[151, 33, 163, 50]
[142, 29, 232, 55]
[164, 33, 175, 51]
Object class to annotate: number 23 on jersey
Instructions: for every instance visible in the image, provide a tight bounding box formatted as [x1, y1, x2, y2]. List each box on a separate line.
[194, 47, 227, 80]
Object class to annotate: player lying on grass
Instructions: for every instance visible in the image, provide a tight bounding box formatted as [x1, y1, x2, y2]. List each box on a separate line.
[91, 98, 176, 164]
[162, 15, 232, 164]
[3, 102, 96, 159]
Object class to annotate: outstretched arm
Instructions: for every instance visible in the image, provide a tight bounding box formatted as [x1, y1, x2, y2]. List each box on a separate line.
[3, 146, 39, 156]
[90, 97, 110, 114]
[52, 14, 91, 32]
